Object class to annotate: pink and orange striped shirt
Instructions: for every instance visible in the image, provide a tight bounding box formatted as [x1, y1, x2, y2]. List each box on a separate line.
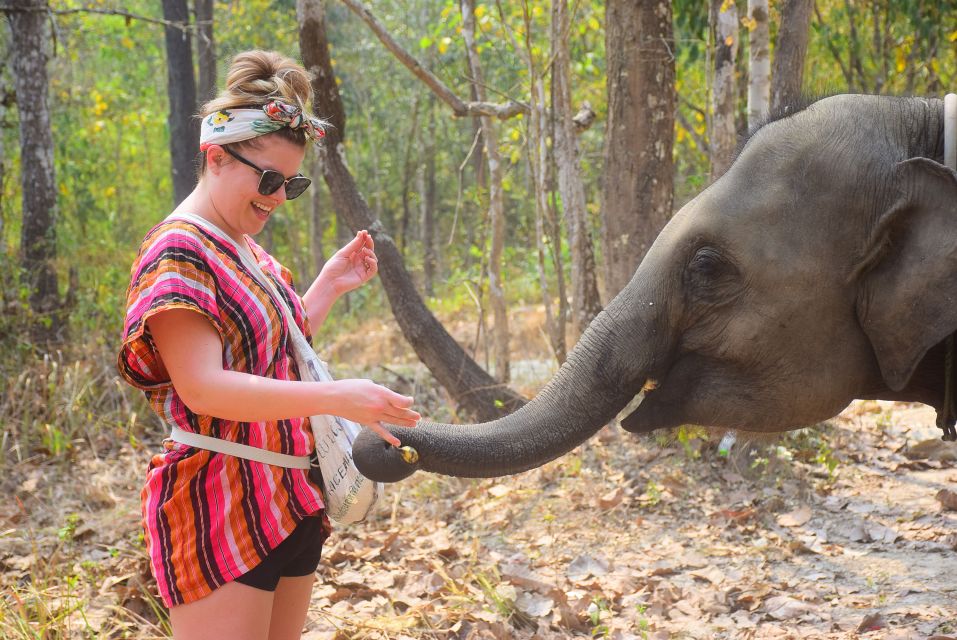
[119, 218, 326, 606]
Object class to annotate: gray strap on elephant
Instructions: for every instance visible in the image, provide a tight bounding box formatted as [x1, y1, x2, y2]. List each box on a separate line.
[938, 93, 957, 442]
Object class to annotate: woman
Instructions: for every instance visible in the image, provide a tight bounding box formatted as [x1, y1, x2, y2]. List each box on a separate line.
[118, 50, 419, 639]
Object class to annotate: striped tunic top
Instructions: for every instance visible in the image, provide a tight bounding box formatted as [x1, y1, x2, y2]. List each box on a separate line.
[118, 218, 326, 607]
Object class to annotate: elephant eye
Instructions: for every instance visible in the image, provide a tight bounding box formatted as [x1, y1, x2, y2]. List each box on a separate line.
[686, 246, 738, 300]
[689, 247, 729, 277]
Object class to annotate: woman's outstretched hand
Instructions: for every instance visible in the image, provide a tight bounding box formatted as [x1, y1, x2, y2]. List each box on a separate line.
[320, 230, 378, 296]
[331, 379, 419, 447]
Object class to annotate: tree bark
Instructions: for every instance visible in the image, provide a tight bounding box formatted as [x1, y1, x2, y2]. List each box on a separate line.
[194, 0, 216, 103]
[601, 0, 676, 299]
[710, 0, 738, 179]
[296, 0, 524, 420]
[770, 0, 812, 113]
[461, 0, 509, 384]
[747, 0, 770, 127]
[551, 0, 603, 340]
[844, 0, 866, 92]
[0, 43, 9, 243]
[506, 3, 565, 364]
[398, 95, 420, 255]
[307, 153, 326, 280]
[420, 98, 437, 298]
[161, 0, 199, 206]
[8, 0, 60, 336]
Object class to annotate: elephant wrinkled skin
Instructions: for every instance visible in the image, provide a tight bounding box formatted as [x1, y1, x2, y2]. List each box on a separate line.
[353, 94, 957, 483]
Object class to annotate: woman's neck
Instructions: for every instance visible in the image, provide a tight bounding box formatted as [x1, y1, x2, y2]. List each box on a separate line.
[173, 183, 246, 245]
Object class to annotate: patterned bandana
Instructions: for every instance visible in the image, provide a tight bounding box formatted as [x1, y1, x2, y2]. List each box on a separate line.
[199, 100, 326, 150]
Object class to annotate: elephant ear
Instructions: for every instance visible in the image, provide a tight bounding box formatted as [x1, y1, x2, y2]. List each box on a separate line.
[856, 157, 957, 392]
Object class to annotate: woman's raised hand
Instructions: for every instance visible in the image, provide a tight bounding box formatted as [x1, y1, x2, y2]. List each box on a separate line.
[331, 379, 419, 447]
[320, 230, 378, 296]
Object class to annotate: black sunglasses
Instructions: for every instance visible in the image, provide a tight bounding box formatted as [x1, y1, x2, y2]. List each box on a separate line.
[223, 147, 312, 200]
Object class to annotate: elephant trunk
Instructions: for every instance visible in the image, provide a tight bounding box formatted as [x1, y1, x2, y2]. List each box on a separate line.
[353, 293, 654, 481]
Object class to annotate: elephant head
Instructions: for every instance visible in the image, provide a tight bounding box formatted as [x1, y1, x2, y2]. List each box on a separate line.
[353, 94, 957, 483]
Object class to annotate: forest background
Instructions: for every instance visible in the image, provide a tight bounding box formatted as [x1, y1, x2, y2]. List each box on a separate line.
[1, 0, 957, 638]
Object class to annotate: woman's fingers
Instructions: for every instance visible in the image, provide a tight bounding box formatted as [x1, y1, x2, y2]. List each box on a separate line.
[340, 231, 366, 254]
[381, 412, 419, 428]
[360, 230, 374, 251]
[379, 393, 419, 426]
[367, 421, 401, 447]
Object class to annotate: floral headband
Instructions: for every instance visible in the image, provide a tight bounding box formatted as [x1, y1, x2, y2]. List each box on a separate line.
[199, 100, 326, 150]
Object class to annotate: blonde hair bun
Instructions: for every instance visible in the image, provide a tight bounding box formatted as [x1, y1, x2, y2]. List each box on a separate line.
[202, 50, 312, 117]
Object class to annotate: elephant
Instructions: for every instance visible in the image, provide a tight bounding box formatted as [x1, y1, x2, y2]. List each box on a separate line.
[353, 94, 957, 483]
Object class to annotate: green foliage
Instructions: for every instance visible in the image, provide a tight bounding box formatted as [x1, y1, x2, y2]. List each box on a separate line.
[588, 596, 611, 637]
[676, 424, 708, 460]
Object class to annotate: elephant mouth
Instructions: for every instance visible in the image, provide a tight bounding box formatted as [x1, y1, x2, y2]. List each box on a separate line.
[618, 368, 689, 434]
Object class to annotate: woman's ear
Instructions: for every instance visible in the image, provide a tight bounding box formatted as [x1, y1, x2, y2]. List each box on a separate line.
[204, 145, 227, 175]
[855, 158, 957, 391]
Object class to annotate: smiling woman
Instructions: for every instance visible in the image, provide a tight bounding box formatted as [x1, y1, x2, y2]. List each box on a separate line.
[117, 50, 420, 640]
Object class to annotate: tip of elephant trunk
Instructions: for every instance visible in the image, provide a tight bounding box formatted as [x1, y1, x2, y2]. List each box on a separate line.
[353, 428, 419, 483]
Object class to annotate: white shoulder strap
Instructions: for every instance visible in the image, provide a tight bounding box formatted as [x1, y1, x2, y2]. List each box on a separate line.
[166, 213, 325, 378]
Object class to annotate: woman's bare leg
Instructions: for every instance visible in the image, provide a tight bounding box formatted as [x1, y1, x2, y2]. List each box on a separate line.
[170, 580, 273, 640]
[267, 574, 316, 640]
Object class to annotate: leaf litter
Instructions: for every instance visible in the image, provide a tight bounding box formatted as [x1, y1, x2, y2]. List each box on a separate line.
[3, 394, 957, 639]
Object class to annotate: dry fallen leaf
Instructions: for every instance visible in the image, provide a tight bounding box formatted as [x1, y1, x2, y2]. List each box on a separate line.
[777, 504, 812, 527]
[905, 439, 957, 461]
[689, 566, 726, 586]
[857, 612, 887, 632]
[709, 507, 757, 526]
[566, 554, 610, 581]
[763, 595, 814, 620]
[936, 489, 957, 511]
[515, 591, 553, 617]
[598, 487, 624, 509]
[729, 583, 773, 611]
[487, 484, 511, 498]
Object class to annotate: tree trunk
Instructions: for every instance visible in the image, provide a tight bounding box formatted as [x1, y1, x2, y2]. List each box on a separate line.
[551, 0, 603, 340]
[710, 0, 738, 179]
[194, 0, 216, 103]
[770, 0, 812, 113]
[844, 0, 866, 92]
[461, 0, 509, 384]
[8, 0, 59, 337]
[469, 79, 486, 190]
[530, 72, 565, 365]
[601, 0, 676, 299]
[0, 44, 9, 243]
[398, 95, 421, 255]
[420, 98, 437, 298]
[747, 0, 770, 127]
[307, 153, 326, 279]
[335, 211, 351, 314]
[162, 0, 199, 206]
[296, 0, 524, 420]
[511, 5, 565, 364]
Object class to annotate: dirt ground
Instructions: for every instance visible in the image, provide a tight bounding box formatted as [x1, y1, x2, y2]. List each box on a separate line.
[3, 313, 957, 639]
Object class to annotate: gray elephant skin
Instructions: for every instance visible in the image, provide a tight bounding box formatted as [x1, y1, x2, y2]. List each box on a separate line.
[353, 94, 957, 483]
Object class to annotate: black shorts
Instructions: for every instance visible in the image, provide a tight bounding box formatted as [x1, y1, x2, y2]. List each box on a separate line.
[234, 514, 330, 592]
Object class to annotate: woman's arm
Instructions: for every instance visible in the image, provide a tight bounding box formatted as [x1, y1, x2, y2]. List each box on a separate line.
[148, 308, 418, 446]
[302, 230, 378, 331]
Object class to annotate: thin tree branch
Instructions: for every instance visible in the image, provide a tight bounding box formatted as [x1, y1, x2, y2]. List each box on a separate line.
[0, 5, 208, 32]
[339, 0, 528, 119]
[676, 107, 709, 153]
[813, 1, 854, 89]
